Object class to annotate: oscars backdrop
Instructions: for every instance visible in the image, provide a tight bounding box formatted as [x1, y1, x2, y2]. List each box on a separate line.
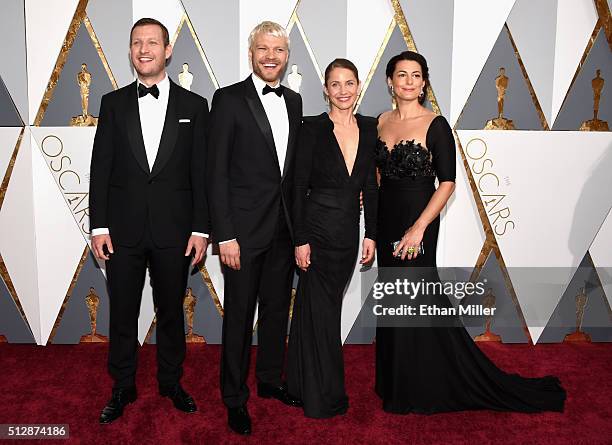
[0, 0, 611, 346]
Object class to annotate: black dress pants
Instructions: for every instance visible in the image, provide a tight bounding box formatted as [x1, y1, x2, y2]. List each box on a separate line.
[220, 209, 294, 408]
[106, 222, 190, 390]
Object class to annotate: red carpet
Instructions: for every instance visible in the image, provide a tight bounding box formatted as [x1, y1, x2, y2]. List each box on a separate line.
[0, 343, 610, 444]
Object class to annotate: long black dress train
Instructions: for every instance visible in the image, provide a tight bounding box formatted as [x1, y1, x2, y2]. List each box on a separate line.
[374, 115, 566, 414]
[287, 113, 378, 418]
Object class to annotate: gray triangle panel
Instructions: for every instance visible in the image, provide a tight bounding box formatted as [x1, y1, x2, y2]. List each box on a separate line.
[344, 294, 376, 344]
[297, 0, 347, 72]
[357, 25, 433, 118]
[86, 0, 135, 87]
[51, 251, 109, 344]
[553, 30, 612, 130]
[539, 252, 612, 342]
[0, 272, 34, 343]
[461, 251, 529, 343]
[186, 271, 223, 344]
[167, 24, 217, 103]
[181, 0, 240, 87]
[0, 0, 28, 123]
[41, 22, 114, 127]
[456, 26, 543, 130]
[0, 75, 23, 126]
[398, 0, 453, 117]
[282, 26, 327, 116]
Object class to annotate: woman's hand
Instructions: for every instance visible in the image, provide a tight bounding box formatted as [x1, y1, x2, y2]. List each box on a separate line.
[394, 224, 425, 260]
[361, 238, 376, 265]
[295, 244, 311, 271]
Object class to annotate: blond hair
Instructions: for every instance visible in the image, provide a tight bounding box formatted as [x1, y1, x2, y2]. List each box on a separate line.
[248, 21, 289, 51]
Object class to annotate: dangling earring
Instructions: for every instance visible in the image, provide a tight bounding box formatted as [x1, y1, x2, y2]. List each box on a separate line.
[390, 85, 395, 97]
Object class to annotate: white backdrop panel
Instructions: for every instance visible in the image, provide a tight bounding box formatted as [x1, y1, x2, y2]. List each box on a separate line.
[551, 0, 598, 126]
[437, 151, 486, 268]
[458, 130, 612, 342]
[346, 0, 395, 85]
[25, 0, 80, 125]
[0, 128, 23, 182]
[0, 129, 40, 342]
[506, 0, 557, 127]
[450, 0, 516, 127]
[590, 208, 612, 311]
[31, 135, 87, 344]
[30, 127, 96, 242]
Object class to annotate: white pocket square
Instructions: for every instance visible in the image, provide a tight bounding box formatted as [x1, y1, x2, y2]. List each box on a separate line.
[179, 118, 191, 123]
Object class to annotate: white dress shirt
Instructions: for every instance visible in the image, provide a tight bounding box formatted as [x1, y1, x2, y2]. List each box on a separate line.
[91, 74, 207, 239]
[140, 74, 170, 170]
[218, 74, 290, 245]
[251, 73, 290, 173]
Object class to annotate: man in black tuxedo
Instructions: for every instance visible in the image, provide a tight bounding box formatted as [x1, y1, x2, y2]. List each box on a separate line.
[207, 21, 302, 435]
[89, 18, 209, 424]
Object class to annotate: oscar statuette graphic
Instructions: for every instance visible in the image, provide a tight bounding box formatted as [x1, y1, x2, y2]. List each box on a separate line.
[178, 63, 194, 91]
[485, 67, 515, 130]
[184, 288, 205, 343]
[70, 63, 98, 126]
[564, 287, 592, 342]
[287, 64, 302, 93]
[475, 289, 502, 342]
[80, 287, 108, 342]
[580, 69, 609, 131]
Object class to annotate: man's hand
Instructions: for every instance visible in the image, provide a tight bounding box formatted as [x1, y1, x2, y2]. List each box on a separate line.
[220, 240, 241, 270]
[295, 244, 311, 271]
[185, 235, 208, 266]
[91, 234, 114, 260]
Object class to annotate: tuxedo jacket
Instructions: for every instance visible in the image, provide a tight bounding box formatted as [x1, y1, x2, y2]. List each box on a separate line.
[89, 79, 210, 248]
[207, 76, 302, 248]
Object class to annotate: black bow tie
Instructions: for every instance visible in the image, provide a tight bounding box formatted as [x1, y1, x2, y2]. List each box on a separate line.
[262, 84, 284, 97]
[138, 83, 160, 99]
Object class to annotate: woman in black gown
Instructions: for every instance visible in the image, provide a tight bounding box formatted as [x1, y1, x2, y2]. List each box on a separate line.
[375, 51, 566, 414]
[287, 59, 378, 418]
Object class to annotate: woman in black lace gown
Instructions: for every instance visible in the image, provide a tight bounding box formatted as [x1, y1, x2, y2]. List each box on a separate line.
[287, 59, 378, 418]
[375, 51, 566, 414]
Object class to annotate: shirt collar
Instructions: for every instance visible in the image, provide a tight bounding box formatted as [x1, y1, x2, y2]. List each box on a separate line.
[137, 73, 169, 97]
[251, 73, 281, 96]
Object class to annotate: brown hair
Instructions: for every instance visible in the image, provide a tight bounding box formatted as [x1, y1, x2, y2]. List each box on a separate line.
[324, 58, 359, 86]
[130, 18, 170, 47]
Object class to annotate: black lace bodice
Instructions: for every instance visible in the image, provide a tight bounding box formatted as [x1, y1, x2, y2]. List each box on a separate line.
[374, 115, 457, 182]
[375, 139, 435, 179]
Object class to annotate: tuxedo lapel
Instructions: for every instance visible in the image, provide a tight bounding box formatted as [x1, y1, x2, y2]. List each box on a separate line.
[243, 77, 280, 166]
[150, 80, 179, 178]
[125, 81, 150, 175]
[282, 92, 300, 180]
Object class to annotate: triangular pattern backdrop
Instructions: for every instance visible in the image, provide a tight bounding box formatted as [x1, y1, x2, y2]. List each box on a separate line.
[0, 0, 610, 345]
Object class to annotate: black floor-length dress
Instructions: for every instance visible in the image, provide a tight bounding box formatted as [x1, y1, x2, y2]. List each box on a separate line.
[374, 115, 566, 414]
[287, 113, 378, 418]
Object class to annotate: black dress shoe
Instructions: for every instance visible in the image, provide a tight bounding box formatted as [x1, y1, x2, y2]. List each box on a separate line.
[99, 387, 137, 424]
[257, 382, 303, 407]
[228, 406, 251, 435]
[159, 384, 197, 413]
